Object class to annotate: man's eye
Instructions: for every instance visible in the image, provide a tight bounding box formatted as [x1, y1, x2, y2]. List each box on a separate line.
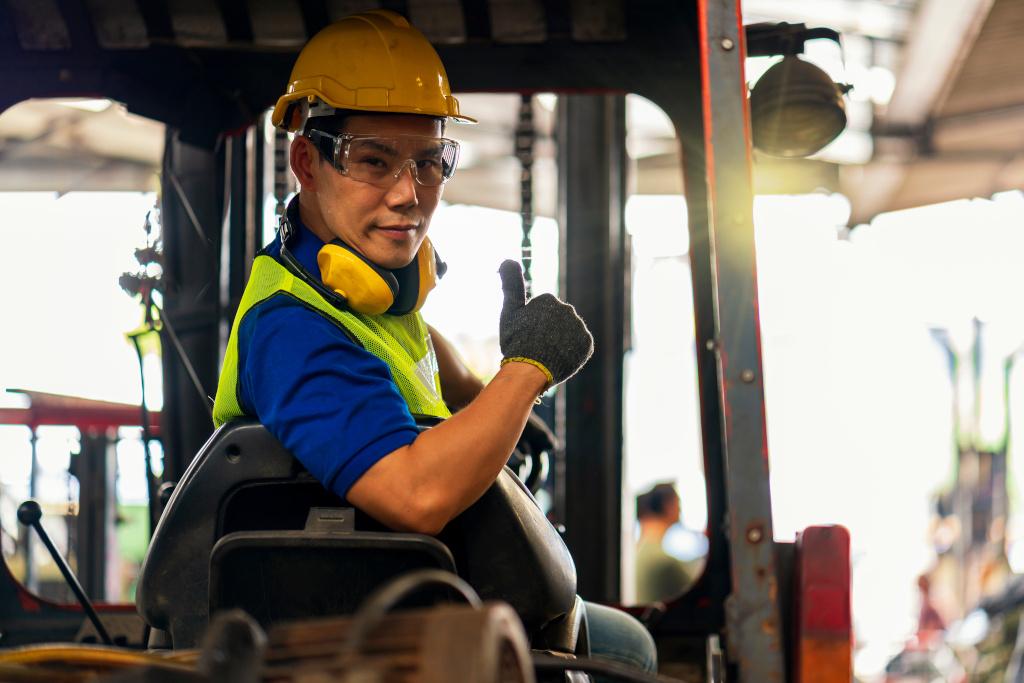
[354, 155, 389, 168]
[416, 158, 441, 169]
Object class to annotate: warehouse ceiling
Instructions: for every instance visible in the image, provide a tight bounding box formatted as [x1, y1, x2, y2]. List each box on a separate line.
[0, 0, 1016, 226]
[845, 0, 1023, 224]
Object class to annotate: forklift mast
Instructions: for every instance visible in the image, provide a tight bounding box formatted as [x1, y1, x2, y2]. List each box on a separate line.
[0, 2, 852, 680]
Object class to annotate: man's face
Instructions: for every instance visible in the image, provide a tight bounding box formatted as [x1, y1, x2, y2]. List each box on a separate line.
[664, 496, 681, 525]
[307, 114, 445, 270]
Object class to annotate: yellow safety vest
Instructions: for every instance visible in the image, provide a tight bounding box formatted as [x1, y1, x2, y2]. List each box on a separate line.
[213, 254, 451, 426]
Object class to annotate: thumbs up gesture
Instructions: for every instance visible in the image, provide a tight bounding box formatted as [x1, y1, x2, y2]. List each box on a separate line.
[498, 260, 594, 388]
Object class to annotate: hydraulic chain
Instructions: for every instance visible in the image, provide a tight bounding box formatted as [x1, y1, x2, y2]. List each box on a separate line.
[515, 94, 536, 297]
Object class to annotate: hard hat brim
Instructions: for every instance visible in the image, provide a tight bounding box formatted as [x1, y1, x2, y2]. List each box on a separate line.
[272, 92, 477, 131]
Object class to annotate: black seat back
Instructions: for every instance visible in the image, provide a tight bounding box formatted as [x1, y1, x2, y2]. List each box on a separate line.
[210, 530, 457, 626]
[440, 470, 577, 633]
[138, 421, 296, 646]
[137, 420, 577, 647]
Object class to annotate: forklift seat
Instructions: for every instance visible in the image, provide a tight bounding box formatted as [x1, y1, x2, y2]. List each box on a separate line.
[136, 419, 580, 650]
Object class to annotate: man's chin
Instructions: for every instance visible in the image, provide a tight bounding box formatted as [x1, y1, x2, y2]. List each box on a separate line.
[371, 250, 418, 271]
[368, 238, 422, 271]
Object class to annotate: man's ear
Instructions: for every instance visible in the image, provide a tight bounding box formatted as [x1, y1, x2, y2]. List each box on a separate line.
[290, 136, 319, 191]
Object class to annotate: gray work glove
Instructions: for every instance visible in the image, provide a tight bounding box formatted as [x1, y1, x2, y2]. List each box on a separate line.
[498, 260, 594, 387]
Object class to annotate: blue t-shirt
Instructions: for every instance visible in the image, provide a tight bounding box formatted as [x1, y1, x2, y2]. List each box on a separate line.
[237, 220, 421, 500]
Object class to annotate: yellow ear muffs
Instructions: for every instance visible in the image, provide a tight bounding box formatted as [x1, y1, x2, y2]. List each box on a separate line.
[315, 238, 445, 316]
[411, 237, 440, 313]
[386, 237, 446, 315]
[317, 242, 399, 315]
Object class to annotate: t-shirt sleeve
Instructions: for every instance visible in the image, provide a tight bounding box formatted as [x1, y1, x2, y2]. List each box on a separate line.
[236, 295, 420, 499]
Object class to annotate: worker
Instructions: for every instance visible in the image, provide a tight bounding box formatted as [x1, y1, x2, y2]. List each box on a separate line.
[211, 10, 656, 673]
[635, 483, 696, 603]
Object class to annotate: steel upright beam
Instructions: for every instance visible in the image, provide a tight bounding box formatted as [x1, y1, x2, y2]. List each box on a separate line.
[697, 1, 786, 680]
[74, 429, 117, 601]
[557, 95, 628, 604]
[160, 131, 224, 479]
[220, 122, 265, 352]
[162, 118, 271, 480]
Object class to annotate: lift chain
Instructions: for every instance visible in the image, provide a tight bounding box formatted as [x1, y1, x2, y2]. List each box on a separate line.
[515, 94, 535, 297]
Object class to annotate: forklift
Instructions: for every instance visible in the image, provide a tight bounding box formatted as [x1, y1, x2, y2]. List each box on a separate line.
[0, 1, 852, 681]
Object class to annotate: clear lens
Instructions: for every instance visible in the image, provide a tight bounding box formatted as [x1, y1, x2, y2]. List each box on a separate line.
[317, 133, 459, 187]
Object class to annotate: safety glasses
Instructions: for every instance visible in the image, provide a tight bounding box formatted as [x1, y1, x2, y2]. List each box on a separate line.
[307, 130, 460, 188]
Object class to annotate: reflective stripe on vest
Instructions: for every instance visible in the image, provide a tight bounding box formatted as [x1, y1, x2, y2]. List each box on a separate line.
[213, 254, 451, 427]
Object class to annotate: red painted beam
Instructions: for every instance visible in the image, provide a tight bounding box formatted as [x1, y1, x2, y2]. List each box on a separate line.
[0, 390, 160, 435]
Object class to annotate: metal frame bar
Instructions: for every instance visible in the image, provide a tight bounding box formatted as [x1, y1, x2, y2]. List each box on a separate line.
[219, 124, 263, 354]
[697, 0, 785, 680]
[651, 86, 732, 637]
[558, 94, 628, 604]
[159, 131, 224, 479]
[75, 429, 116, 601]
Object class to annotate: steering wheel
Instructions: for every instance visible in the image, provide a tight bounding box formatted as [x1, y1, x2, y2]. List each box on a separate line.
[507, 440, 550, 495]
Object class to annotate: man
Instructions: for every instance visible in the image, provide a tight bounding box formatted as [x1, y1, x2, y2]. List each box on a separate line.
[635, 483, 696, 603]
[212, 9, 656, 673]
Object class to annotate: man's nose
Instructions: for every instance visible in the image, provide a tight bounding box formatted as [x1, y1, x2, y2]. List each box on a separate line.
[385, 161, 419, 207]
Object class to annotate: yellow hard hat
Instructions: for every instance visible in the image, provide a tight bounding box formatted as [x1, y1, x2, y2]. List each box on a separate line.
[272, 10, 475, 131]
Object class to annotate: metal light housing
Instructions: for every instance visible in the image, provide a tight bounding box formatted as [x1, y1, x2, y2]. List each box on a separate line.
[750, 56, 849, 158]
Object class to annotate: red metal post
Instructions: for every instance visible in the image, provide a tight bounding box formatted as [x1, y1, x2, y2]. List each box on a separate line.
[696, 0, 786, 679]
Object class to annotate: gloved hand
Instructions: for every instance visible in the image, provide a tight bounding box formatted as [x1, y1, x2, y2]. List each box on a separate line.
[498, 260, 594, 387]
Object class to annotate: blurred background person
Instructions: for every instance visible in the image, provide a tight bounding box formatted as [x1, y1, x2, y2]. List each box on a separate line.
[635, 483, 696, 603]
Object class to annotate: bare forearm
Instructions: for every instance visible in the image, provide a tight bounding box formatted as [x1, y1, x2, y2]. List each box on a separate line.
[347, 362, 545, 533]
[412, 363, 542, 512]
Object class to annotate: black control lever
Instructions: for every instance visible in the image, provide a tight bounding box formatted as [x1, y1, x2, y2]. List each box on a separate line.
[17, 500, 113, 645]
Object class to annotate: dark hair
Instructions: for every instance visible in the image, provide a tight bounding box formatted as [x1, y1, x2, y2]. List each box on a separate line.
[636, 483, 679, 519]
[302, 111, 349, 137]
